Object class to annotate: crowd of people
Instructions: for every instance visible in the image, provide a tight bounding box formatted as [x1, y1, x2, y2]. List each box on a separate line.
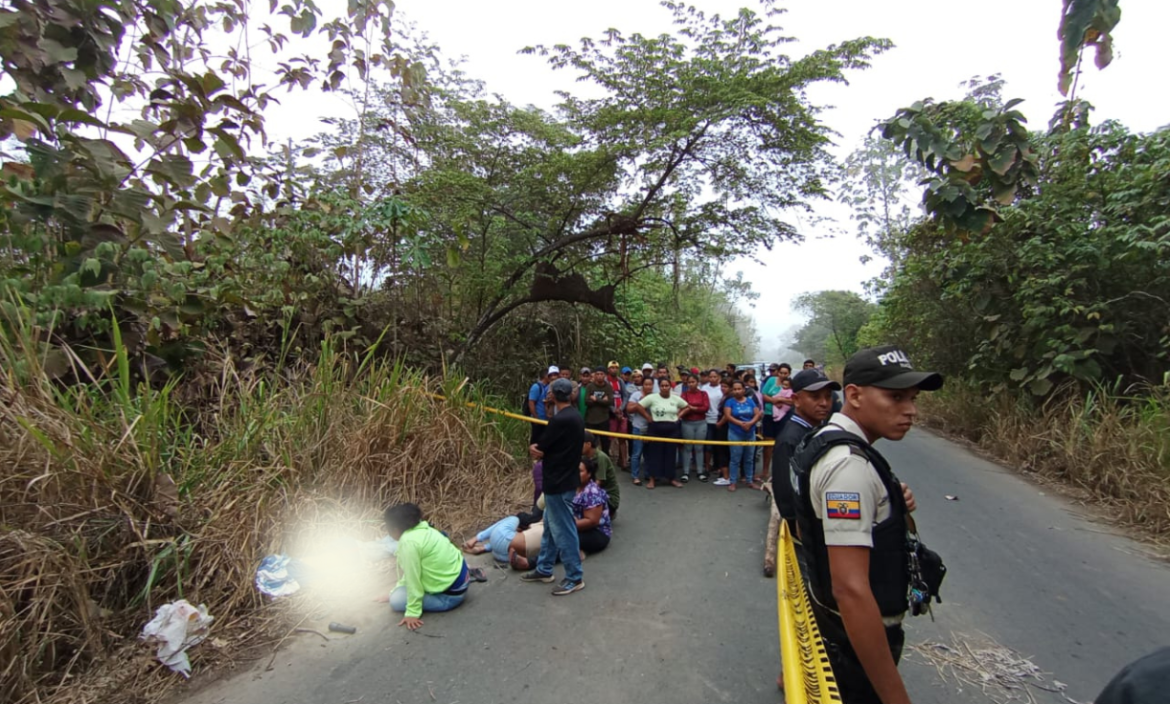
[375, 346, 1170, 704]
[526, 359, 831, 492]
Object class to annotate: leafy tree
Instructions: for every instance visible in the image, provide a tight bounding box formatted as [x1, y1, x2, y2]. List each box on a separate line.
[0, 0, 410, 365]
[791, 290, 876, 365]
[430, 2, 891, 356]
[877, 92, 1039, 234]
[869, 96, 1170, 395]
[837, 134, 926, 277]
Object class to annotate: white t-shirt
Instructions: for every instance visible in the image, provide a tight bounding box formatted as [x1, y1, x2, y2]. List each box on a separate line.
[702, 384, 723, 424]
[627, 390, 650, 431]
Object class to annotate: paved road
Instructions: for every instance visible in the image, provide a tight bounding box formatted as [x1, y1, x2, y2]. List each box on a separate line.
[180, 429, 1170, 704]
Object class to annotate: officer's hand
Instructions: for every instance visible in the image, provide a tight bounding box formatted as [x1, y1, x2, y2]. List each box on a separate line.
[901, 482, 916, 512]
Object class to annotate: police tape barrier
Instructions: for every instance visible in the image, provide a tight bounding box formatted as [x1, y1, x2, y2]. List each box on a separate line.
[423, 392, 775, 447]
[778, 519, 842, 704]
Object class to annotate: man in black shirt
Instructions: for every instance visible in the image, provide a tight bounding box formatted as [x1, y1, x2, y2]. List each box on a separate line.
[523, 378, 587, 595]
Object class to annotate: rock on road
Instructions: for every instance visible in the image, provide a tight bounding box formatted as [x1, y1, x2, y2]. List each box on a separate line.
[179, 429, 1170, 704]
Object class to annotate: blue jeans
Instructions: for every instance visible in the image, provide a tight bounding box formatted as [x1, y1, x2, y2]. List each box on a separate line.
[680, 420, 706, 476]
[630, 426, 646, 480]
[535, 490, 583, 582]
[389, 586, 466, 614]
[729, 442, 755, 483]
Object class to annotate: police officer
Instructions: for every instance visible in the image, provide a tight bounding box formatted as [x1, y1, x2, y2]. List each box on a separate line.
[790, 346, 942, 704]
[772, 367, 840, 532]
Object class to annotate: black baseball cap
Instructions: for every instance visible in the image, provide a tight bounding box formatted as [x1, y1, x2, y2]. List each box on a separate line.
[791, 369, 842, 393]
[550, 378, 574, 400]
[843, 346, 943, 391]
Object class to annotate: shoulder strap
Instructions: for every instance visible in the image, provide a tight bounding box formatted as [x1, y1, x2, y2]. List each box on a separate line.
[797, 425, 909, 517]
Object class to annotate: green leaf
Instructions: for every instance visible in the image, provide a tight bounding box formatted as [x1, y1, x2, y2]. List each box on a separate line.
[987, 147, 1017, 176]
[37, 37, 79, 64]
[1027, 377, 1054, 396]
[1057, 0, 1122, 95]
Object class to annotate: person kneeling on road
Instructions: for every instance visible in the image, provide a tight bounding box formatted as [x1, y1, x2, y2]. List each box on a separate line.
[572, 457, 612, 556]
[791, 346, 942, 703]
[375, 503, 470, 631]
[582, 431, 621, 519]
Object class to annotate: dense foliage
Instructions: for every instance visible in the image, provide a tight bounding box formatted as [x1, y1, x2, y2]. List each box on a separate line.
[0, 0, 890, 392]
[789, 290, 876, 368]
[862, 82, 1170, 396]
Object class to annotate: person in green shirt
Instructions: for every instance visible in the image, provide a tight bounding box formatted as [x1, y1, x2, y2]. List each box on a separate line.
[375, 503, 469, 631]
[582, 431, 621, 519]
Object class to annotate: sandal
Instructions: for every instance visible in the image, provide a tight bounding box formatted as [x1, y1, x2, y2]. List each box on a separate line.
[633, 478, 642, 486]
[670, 480, 684, 488]
[680, 474, 690, 484]
[698, 473, 709, 483]
[468, 567, 488, 583]
[728, 484, 737, 492]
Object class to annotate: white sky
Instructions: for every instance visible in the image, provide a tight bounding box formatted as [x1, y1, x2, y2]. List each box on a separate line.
[265, 1, 1170, 358]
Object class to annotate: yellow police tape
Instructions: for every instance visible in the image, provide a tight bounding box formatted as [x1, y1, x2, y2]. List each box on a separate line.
[777, 519, 842, 703]
[424, 392, 775, 447]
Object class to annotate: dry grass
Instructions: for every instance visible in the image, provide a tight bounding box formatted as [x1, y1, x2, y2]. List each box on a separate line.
[920, 380, 1170, 539]
[0, 328, 531, 704]
[909, 633, 1074, 704]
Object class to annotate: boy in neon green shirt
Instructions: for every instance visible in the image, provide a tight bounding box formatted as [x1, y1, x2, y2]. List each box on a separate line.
[375, 503, 469, 630]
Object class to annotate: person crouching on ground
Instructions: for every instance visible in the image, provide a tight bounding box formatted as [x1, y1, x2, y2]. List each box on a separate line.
[582, 431, 621, 519]
[573, 457, 612, 555]
[376, 503, 469, 631]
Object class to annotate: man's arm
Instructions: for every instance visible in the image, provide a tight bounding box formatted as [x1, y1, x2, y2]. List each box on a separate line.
[536, 415, 563, 455]
[397, 540, 425, 619]
[828, 547, 912, 704]
[587, 387, 608, 408]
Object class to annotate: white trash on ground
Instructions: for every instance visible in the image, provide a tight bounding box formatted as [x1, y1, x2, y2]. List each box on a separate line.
[139, 599, 214, 677]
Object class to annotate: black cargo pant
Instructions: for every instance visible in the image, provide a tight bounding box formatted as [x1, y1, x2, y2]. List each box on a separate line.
[812, 601, 905, 704]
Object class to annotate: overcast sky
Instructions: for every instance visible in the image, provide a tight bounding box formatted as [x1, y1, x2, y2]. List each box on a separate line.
[272, 1, 1170, 358]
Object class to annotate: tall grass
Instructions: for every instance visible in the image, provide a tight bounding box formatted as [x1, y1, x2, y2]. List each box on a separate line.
[0, 318, 531, 704]
[919, 379, 1170, 536]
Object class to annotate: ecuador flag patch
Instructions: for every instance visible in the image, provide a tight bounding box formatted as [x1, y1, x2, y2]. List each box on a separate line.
[826, 492, 862, 520]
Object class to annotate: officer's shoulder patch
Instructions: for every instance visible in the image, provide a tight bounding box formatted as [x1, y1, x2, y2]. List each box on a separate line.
[825, 492, 862, 520]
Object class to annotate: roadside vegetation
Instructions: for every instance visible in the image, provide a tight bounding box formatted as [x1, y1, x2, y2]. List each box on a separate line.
[790, 3, 1169, 537]
[0, 323, 530, 703]
[0, 0, 891, 701]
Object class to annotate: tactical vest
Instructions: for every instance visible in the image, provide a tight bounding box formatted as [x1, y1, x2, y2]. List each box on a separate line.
[790, 427, 910, 619]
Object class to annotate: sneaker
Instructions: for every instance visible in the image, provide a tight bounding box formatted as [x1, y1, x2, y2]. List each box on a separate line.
[520, 570, 555, 583]
[552, 578, 585, 596]
[680, 474, 690, 484]
[713, 478, 731, 486]
[698, 473, 709, 483]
